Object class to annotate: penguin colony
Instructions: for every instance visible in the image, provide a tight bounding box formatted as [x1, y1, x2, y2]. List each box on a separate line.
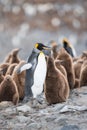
[0, 38, 87, 105]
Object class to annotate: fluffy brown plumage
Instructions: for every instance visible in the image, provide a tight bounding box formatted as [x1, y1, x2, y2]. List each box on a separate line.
[6, 63, 17, 75]
[44, 56, 70, 105]
[12, 60, 26, 100]
[0, 75, 19, 105]
[0, 63, 10, 76]
[73, 59, 83, 79]
[74, 78, 80, 88]
[0, 72, 4, 84]
[9, 48, 21, 64]
[50, 40, 59, 59]
[80, 61, 87, 87]
[57, 48, 75, 89]
[55, 59, 67, 78]
[4, 53, 11, 63]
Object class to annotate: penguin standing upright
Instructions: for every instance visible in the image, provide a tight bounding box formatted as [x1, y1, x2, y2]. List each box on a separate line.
[17, 43, 51, 102]
[62, 38, 76, 57]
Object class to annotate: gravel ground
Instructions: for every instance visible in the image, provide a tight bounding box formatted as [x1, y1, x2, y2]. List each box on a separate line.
[0, 87, 87, 130]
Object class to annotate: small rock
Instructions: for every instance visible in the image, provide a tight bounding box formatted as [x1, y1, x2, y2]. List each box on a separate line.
[17, 105, 31, 113]
[61, 125, 79, 130]
[55, 118, 67, 126]
[17, 116, 29, 123]
[5, 107, 17, 115]
[0, 101, 13, 109]
[25, 123, 41, 130]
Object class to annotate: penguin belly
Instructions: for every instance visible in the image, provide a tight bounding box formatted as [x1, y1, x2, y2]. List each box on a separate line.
[31, 56, 47, 98]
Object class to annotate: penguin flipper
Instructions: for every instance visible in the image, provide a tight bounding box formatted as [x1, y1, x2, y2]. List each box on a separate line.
[17, 63, 32, 74]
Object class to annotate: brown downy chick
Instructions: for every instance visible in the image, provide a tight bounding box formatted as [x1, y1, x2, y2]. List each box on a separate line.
[10, 48, 21, 64]
[0, 71, 4, 84]
[6, 63, 17, 75]
[12, 60, 26, 100]
[73, 59, 83, 79]
[4, 53, 11, 63]
[0, 63, 10, 76]
[44, 56, 70, 105]
[57, 48, 75, 89]
[80, 51, 87, 60]
[0, 75, 19, 105]
[55, 59, 67, 78]
[50, 40, 59, 59]
[80, 60, 87, 87]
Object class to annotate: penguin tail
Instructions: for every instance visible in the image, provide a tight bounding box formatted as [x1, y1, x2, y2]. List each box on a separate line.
[16, 63, 32, 74]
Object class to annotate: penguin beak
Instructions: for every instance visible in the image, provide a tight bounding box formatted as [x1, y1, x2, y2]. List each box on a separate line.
[17, 63, 32, 74]
[42, 45, 52, 50]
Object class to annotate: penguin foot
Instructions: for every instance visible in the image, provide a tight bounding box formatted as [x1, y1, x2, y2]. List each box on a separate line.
[22, 96, 32, 103]
[36, 98, 42, 104]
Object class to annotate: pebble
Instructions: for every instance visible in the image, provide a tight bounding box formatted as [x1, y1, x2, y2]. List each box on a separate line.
[25, 122, 41, 130]
[61, 125, 79, 130]
[17, 115, 29, 123]
[17, 105, 31, 113]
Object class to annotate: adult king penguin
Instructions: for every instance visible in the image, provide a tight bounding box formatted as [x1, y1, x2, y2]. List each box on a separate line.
[17, 43, 51, 102]
[62, 38, 76, 57]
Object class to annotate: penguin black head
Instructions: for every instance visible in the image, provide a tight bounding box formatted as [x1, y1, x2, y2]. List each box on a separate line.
[62, 38, 71, 48]
[34, 43, 51, 51]
[62, 38, 76, 57]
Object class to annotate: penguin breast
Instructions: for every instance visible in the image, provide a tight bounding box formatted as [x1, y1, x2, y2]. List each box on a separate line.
[31, 55, 47, 98]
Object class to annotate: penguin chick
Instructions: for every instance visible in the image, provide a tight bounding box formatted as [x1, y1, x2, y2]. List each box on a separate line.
[73, 59, 83, 79]
[48, 40, 59, 59]
[6, 63, 17, 75]
[44, 56, 70, 105]
[55, 59, 67, 78]
[10, 48, 21, 64]
[62, 38, 76, 57]
[0, 71, 4, 84]
[12, 60, 26, 100]
[80, 51, 87, 60]
[4, 53, 11, 63]
[0, 75, 19, 105]
[0, 63, 10, 75]
[57, 48, 75, 89]
[80, 64, 87, 87]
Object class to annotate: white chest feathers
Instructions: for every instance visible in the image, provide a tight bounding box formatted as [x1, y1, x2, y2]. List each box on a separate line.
[31, 52, 47, 98]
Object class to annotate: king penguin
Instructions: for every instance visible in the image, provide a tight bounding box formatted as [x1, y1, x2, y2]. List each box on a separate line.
[62, 38, 76, 57]
[17, 43, 51, 102]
